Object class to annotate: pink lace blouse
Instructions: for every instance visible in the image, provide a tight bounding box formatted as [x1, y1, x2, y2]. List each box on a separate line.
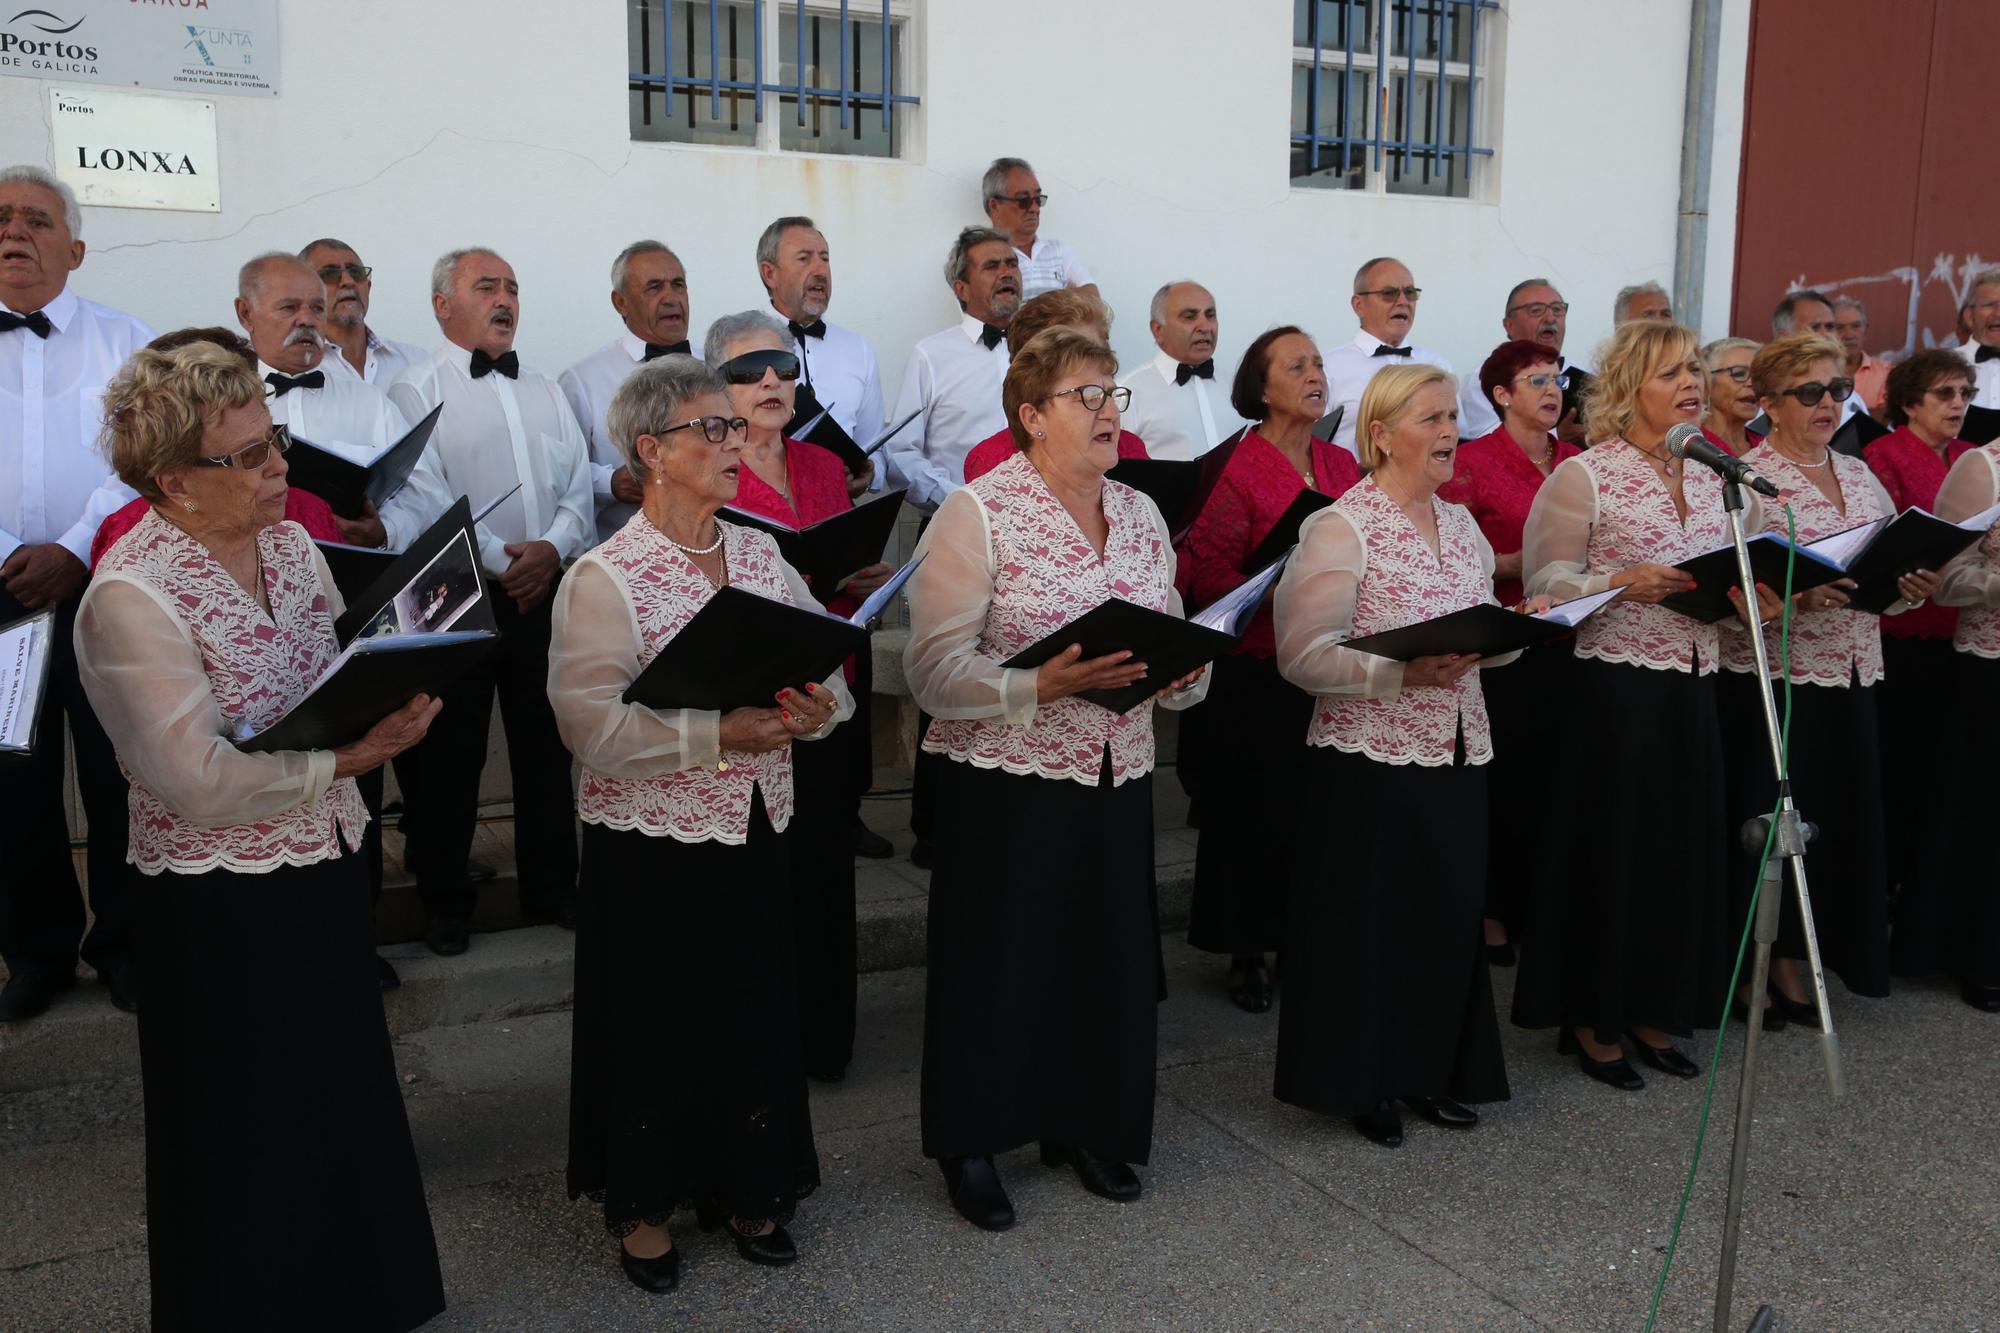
[1436, 425, 1581, 607]
[1933, 444, 2000, 659]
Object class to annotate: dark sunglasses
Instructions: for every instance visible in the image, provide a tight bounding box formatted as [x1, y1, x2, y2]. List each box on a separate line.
[190, 424, 291, 471]
[719, 348, 801, 385]
[1360, 286, 1422, 302]
[991, 191, 1048, 209]
[1777, 378, 1855, 407]
[315, 264, 372, 282]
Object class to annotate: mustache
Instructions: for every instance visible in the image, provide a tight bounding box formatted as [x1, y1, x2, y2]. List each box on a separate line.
[282, 325, 323, 347]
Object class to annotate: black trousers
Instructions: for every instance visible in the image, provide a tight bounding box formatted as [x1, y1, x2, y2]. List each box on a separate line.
[403, 593, 576, 917]
[0, 588, 134, 983]
[848, 649, 875, 819]
[910, 710, 939, 844]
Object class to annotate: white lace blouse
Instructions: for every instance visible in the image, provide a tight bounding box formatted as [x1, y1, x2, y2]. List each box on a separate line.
[904, 451, 1207, 789]
[1274, 478, 1512, 766]
[75, 511, 370, 876]
[1933, 444, 2000, 659]
[548, 513, 854, 843]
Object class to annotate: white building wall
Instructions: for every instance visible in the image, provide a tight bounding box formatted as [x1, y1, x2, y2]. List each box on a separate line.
[2, 0, 1751, 413]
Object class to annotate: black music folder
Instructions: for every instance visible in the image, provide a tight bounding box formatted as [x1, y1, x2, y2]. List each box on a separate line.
[1241, 489, 1337, 573]
[286, 403, 443, 519]
[1660, 532, 1849, 622]
[1338, 587, 1624, 662]
[1963, 405, 2000, 447]
[1000, 599, 1236, 715]
[1829, 410, 1890, 457]
[1801, 500, 2000, 614]
[1561, 367, 1595, 426]
[1108, 434, 1242, 540]
[1312, 406, 1345, 443]
[721, 490, 906, 598]
[234, 630, 496, 754]
[622, 585, 868, 713]
[331, 497, 499, 646]
[0, 609, 56, 757]
[317, 485, 517, 609]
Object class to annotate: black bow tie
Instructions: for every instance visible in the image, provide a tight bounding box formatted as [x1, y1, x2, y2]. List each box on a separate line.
[1371, 343, 1414, 358]
[1175, 359, 1216, 386]
[642, 340, 691, 361]
[470, 348, 520, 379]
[1977, 344, 1999, 364]
[0, 309, 53, 339]
[979, 323, 1006, 351]
[264, 370, 325, 397]
[787, 319, 826, 343]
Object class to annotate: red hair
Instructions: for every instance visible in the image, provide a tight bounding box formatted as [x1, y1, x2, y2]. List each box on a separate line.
[1477, 339, 1560, 412]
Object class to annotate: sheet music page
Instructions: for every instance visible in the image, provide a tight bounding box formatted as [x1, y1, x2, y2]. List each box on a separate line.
[1956, 499, 2000, 532]
[1191, 556, 1287, 634]
[851, 556, 923, 625]
[1804, 516, 1890, 569]
[1534, 585, 1624, 628]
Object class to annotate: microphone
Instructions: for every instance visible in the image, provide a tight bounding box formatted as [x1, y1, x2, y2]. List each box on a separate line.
[1664, 422, 1780, 497]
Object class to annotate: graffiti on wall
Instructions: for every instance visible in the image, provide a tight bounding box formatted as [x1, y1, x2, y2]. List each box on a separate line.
[1782, 253, 1988, 359]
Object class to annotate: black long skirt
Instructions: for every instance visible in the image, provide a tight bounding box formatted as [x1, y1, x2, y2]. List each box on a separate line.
[1718, 670, 1890, 996]
[1894, 652, 2000, 987]
[921, 757, 1159, 1165]
[136, 855, 444, 1333]
[789, 726, 858, 1077]
[1480, 642, 1574, 933]
[1878, 635, 1956, 892]
[1274, 745, 1509, 1116]
[567, 802, 820, 1234]
[1186, 652, 1314, 955]
[1512, 658, 1730, 1041]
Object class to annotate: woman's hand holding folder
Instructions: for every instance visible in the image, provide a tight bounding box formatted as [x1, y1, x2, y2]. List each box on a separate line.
[332, 692, 441, 779]
[1034, 644, 1149, 703]
[1401, 654, 1482, 689]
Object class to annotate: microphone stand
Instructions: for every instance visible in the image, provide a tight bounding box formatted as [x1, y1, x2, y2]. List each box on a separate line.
[1711, 474, 1846, 1333]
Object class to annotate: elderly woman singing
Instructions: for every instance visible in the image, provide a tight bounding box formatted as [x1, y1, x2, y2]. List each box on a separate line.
[906, 326, 1207, 1232]
[76, 342, 445, 1330]
[550, 356, 852, 1293]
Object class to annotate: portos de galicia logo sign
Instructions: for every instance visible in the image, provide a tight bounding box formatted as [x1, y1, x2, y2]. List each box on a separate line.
[0, 9, 101, 73]
[0, 2, 279, 98]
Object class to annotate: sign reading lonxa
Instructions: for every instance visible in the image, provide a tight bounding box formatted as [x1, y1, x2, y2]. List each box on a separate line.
[72, 145, 198, 174]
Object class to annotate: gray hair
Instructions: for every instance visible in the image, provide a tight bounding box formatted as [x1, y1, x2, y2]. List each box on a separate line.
[701, 309, 795, 367]
[1771, 288, 1833, 335]
[297, 236, 357, 261]
[755, 215, 818, 272]
[944, 225, 1012, 289]
[1970, 266, 2000, 294]
[981, 157, 1032, 204]
[606, 356, 728, 483]
[238, 250, 317, 301]
[1831, 295, 1868, 321]
[610, 239, 675, 294]
[0, 164, 82, 238]
[1613, 281, 1670, 323]
[1505, 276, 1556, 311]
[1149, 279, 1208, 326]
[430, 246, 503, 299]
[1352, 255, 1404, 294]
[1702, 336, 1760, 367]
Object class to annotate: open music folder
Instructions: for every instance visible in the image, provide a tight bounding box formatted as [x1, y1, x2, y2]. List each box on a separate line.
[1660, 532, 1850, 623]
[1800, 499, 2000, 614]
[1963, 404, 2000, 447]
[721, 490, 906, 598]
[1108, 431, 1243, 541]
[622, 585, 871, 713]
[1241, 489, 1337, 574]
[999, 582, 1251, 715]
[317, 486, 518, 609]
[286, 402, 443, 519]
[0, 610, 56, 757]
[1338, 587, 1624, 662]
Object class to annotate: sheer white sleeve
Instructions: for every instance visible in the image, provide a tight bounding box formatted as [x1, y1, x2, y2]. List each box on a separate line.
[74, 577, 336, 828]
[774, 554, 857, 735]
[903, 488, 1042, 724]
[1522, 456, 1609, 600]
[1934, 449, 2000, 609]
[1273, 509, 1406, 700]
[1150, 500, 1212, 711]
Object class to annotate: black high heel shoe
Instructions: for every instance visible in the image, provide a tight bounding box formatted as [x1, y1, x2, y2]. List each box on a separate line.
[618, 1239, 681, 1292]
[938, 1155, 1015, 1231]
[695, 1203, 798, 1266]
[1040, 1142, 1142, 1200]
[1351, 1099, 1404, 1147]
[1227, 956, 1273, 1014]
[1401, 1095, 1478, 1128]
[1732, 992, 1787, 1031]
[1558, 1028, 1645, 1091]
[1766, 981, 1820, 1027]
[1627, 1033, 1700, 1079]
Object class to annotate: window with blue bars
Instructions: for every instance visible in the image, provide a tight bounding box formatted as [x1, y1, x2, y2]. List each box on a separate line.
[628, 0, 918, 157]
[1291, 0, 1496, 199]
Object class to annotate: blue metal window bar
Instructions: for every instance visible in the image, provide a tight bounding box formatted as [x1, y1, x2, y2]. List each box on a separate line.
[629, 0, 919, 137]
[1292, 0, 1496, 187]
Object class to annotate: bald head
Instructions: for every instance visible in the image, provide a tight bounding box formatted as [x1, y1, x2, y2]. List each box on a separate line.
[234, 251, 327, 374]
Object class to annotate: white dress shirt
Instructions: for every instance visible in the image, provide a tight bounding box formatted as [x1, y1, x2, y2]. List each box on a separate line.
[1957, 339, 2000, 410]
[1014, 236, 1093, 302]
[774, 303, 886, 453]
[259, 358, 408, 464]
[1322, 329, 1486, 458]
[885, 313, 1010, 513]
[1, 288, 154, 565]
[323, 327, 428, 389]
[558, 332, 651, 545]
[1118, 349, 1248, 461]
[385, 345, 595, 576]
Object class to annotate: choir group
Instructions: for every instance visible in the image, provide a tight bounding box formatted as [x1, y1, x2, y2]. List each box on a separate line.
[5, 153, 2000, 1327]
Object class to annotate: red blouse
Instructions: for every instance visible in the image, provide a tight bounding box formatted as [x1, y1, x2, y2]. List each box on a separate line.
[1174, 429, 1362, 658]
[961, 427, 1148, 484]
[89, 489, 342, 569]
[730, 438, 860, 617]
[1436, 425, 1581, 606]
[1701, 426, 1761, 457]
[1865, 425, 1974, 641]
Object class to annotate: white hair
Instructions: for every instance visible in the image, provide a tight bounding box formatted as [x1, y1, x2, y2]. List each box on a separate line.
[1831, 295, 1868, 321]
[238, 250, 316, 302]
[1613, 281, 1670, 324]
[610, 239, 676, 293]
[702, 309, 795, 366]
[606, 357, 728, 482]
[430, 246, 503, 300]
[1149, 279, 1211, 326]
[0, 164, 82, 238]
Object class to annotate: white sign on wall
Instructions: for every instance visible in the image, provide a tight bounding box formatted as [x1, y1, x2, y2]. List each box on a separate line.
[49, 85, 220, 212]
[0, 1, 279, 97]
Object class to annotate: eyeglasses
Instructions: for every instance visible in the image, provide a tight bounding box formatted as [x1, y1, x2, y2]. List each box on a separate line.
[1513, 371, 1571, 391]
[1710, 364, 1752, 383]
[1777, 378, 1855, 407]
[719, 348, 801, 385]
[1047, 384, 1131, 413]
[314, 264, 372, 282]
[1506, 301, 1569, 319]
[1926, 384, 1978, 403]
[659, 415, 749, 444]
[191, 424, 291, 471]
[1360, 286, 1423, 302]
[990, 191, 1048, 209]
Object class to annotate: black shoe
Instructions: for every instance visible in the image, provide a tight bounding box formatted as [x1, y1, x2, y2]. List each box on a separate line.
[851, 819, 893, 859]
[1629, 1035, 1700, 1079]
[1560, 1030, 1645, 1091]
[1962, 984, 2000, 1013]
[1351, 1100, 1404, 1147]
[104, 965, 139, 1014]
[618, 1240, 681, 1292]
[1765, 982, 1819, 1027]
[1039, 1142, 1141, 1201]
[1731, 993, 1785, 1031]
[465, 859, 499, 885]
[939, 1155, 1015, 1231]
[0, 972, 73, 1022]
[909, 840, 935, 871]
[724, 1221, 796, 1266]
[376, 955, 401, 990]
[1227, 958, 1273, 1014]
[1486, 940, 1518, 967]
[1401, 1095, 1478, 1129]
[523, 902, 577, 931]
[425, 914, 470, 957]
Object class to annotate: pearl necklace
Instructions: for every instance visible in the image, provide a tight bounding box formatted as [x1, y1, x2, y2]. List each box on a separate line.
[665, 523, 725, 556]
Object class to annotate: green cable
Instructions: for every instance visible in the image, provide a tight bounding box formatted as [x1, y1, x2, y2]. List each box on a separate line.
[1643, 504, 1799, 1331]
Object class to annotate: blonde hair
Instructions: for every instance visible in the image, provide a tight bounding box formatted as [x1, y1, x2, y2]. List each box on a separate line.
[1002, 327, 1119, 451]
[1356, 363, 1454, 470]
[1750, 332, 1845, 401]
[100, 343, 266, 502]
[1006, 287, 1112, 355]
[1584, 321, 1701, 444]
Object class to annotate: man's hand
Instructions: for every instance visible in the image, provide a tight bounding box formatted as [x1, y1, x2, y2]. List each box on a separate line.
[611, 466, 646, 506]
[501, 539, 561, 612]
[0, 544, 86, 609]
[837, 561, 897, 597]
[845, 458, 875, 500]
[334, 502, 387, 549]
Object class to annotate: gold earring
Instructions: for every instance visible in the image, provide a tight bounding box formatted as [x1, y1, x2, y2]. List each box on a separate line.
[184, 500, 199, 512]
